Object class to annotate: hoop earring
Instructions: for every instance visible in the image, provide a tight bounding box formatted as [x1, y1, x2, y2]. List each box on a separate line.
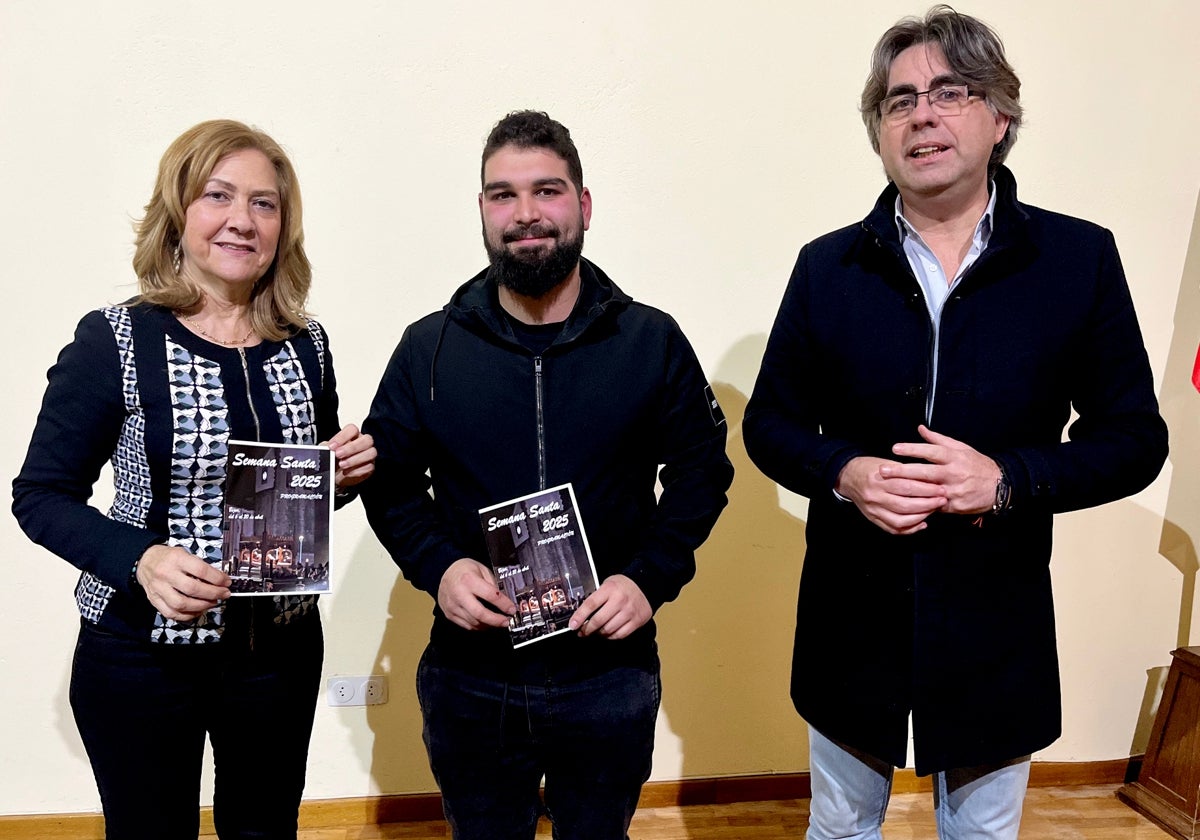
[172, 243, 182, 274]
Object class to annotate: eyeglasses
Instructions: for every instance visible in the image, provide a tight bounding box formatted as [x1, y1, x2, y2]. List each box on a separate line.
[879, 84, 983, 123]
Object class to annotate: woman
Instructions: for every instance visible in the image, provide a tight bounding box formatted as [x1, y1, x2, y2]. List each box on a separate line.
[12, 119, 375, 839]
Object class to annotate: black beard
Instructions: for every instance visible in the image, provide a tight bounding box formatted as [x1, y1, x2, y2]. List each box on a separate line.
[485, 223, 585, 299]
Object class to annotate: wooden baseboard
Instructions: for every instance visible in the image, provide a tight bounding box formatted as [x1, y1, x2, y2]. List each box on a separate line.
[891, 757, 1129, 793]
[0, 758, 1132, 838]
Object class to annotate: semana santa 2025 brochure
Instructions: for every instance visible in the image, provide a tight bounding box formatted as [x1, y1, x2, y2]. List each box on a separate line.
[221, 440, 334, 596]
[478, 482, 600, 648]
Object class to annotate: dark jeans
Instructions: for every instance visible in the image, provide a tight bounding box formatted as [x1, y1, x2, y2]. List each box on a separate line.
[69, 606, 323, 840]
[416, 645, 661, 840]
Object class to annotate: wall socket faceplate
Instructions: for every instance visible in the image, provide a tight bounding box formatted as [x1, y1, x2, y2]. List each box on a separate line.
[327, 675, 388, 706]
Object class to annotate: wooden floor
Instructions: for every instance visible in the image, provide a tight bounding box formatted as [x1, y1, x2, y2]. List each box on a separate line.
[209, 784, 1171, 839]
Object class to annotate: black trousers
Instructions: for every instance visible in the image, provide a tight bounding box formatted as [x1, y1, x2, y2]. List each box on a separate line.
[417, 645, 661, 840]
[69, 605, 323, 840]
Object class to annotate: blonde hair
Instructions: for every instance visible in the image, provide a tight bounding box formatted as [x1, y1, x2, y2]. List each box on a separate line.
[132, 119, 312, 340]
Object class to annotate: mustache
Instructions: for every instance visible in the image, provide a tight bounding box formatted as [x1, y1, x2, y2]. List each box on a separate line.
[502, 222, 560, 244]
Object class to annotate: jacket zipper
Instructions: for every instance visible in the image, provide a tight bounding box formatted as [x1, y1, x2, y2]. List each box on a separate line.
[237, 346, 261, 650]
[238, 347, 262, 440]
[534, 356, 546, 490]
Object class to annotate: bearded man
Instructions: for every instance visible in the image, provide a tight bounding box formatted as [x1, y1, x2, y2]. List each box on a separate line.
[362, 110, 733, 840]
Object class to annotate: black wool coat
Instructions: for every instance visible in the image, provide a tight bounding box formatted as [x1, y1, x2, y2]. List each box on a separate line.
[743, 166, 1167, 774]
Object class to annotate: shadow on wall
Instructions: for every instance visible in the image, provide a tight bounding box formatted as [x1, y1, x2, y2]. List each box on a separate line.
[329, 335, 816, 813]
[1054, 499, 1178, 756]
[365, 570, 436, 794]
[322, 528, 435, 797]
[656, 334, 809, 824]
[1127, 189, 1200, 756]
[1157, 189, 1200, 651]
[364, 571, 441, 792]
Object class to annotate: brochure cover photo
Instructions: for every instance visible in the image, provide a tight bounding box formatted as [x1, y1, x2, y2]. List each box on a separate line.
[221, 440, 334, 596]
[479, 483, 600, 648]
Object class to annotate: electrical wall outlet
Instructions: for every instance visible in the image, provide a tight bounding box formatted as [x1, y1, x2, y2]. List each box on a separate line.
[327, 675, 389, 706]
[327, 678, 357, 706]
[361, 676, 388, 705]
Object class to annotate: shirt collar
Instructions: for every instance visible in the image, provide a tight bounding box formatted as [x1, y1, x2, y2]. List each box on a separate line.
[894, 180, 998, 250]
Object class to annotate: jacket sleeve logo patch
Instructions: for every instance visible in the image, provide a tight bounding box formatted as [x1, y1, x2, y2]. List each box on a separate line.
[705, 384, 726, 427]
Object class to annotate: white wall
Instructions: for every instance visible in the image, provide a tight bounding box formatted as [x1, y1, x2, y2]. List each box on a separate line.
[2, 0, 1197, 816]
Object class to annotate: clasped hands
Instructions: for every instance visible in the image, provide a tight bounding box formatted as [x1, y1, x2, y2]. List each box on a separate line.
[834, 424, 1001, 535]
[438, 558, 651, 640]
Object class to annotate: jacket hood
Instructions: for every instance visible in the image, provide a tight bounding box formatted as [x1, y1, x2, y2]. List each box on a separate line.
[443, 257, 632, 347]
[426, 257, 633, 400]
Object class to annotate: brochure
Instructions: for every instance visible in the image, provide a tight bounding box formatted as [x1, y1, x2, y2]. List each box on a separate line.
[479, 482, 599, 648]
[221, 440, 334, 596]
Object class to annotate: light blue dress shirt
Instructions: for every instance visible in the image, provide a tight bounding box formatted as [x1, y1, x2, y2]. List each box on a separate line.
[832, 185, 997, 503]
[895, 183, 997, 422]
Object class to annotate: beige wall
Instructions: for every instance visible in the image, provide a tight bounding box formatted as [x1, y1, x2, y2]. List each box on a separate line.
[2, 0, 1197, 816]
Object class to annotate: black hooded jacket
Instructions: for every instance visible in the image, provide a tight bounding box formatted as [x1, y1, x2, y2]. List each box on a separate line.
[362, 259, 733, 679]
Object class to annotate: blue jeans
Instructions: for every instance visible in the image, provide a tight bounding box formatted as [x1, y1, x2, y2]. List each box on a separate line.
[807, 726, 1030, 840]
[416, 645, 661, 840]
[69, 609, 323, 840]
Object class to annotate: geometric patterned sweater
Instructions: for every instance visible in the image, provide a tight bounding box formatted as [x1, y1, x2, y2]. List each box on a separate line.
[13, 302, 344, 644]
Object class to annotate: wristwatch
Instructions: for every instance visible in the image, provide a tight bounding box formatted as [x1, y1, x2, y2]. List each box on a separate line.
[992, 466, 1013, 514]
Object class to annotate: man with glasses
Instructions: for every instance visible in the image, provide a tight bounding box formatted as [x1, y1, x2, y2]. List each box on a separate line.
[744, 7, 1166, 839]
